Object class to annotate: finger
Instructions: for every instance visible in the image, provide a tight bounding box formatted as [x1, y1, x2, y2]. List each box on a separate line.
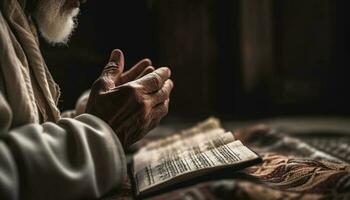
[152, 99, 170, 120]
[102, 49, 125, 84]
[145, 98, 170, 134]
[122, 59, 152, 83]
[136, 67, 171, 93]
[149, 79, 173, 106]
[137, 66, 155, 79]
[109, 49, 125, 66]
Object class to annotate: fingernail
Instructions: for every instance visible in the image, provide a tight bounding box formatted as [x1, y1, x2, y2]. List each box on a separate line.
[164, 67, 171, 77]
[144, 58, 152, 65]
[158, 67, 170, 76]
[147, 66, 155, 71]
[109, 49, 123, 63]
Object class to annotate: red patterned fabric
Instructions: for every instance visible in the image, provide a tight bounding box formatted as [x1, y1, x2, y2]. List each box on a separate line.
[104, 125, 350, 200]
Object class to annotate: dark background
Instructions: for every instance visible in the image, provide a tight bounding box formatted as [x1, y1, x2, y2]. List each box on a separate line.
[41, 0, 343, 121]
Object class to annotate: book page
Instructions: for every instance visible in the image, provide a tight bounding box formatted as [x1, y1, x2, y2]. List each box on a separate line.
[137, 128, 233, 155]
[140, 117, 222, 152]
[133, 139, 259, 194]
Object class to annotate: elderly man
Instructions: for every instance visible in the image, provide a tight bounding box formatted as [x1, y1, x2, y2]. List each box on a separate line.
[0, 0, 173, 199]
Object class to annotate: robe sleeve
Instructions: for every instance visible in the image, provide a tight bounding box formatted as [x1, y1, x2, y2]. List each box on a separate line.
[0, 92, 127, 200]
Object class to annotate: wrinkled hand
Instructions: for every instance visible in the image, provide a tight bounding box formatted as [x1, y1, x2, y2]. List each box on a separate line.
[67, 50, 155, 117]
[114, 50, 155, 86]
[86, 49, 173, 148]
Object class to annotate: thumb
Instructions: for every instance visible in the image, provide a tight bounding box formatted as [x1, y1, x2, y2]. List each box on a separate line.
[109, 49, 125, 69]
[99, 49, 125, 91]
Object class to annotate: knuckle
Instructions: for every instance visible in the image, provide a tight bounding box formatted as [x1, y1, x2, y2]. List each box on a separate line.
[168, 79, 174, 89]
[163, 80, 173, 95]
[140, 107, 149, 122]
[166, 83, 172, 94]
[160, 104, 169, 115]
[140, 100, 148, 112]
[128, 90, 148, 112]
[104, 61, 118, 70]
[159, 88, 168, 100]
[150, 72, 162, 89]
[119, 84, 144, 107]
[130, 87, 139, 99]
[91, 77, 105, 91]
[122, 84, 137, 96]
[135, 94, 145, 108]
[125, 84, 140, 96]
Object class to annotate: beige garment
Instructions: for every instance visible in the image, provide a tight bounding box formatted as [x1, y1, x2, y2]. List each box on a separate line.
[0, 0, 127, 199]
[0, 0, 60, 126]
[0, 93, 127, 200]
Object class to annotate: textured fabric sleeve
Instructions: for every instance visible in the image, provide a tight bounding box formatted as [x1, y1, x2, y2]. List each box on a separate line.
[0, 93, 127, 200]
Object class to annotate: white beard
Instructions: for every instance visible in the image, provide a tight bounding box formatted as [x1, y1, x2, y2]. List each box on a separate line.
[34, 0, 79, 45]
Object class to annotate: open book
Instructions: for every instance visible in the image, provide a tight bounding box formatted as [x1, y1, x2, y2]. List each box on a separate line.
[131, 118, 262, 197]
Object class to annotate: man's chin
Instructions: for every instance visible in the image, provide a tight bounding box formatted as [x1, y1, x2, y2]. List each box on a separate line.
[37, 8, 79, 45]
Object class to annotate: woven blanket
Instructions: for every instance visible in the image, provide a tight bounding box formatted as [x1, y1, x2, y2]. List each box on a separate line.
[104, 122, 350, 200]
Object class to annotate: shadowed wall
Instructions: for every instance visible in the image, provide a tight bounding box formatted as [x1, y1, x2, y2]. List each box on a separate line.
[41, 0, 339, 120]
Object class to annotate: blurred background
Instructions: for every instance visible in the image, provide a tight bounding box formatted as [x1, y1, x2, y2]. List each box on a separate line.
[41, 0, 343, 122]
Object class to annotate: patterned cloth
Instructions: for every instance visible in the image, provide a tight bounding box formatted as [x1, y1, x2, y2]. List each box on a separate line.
[104, 123, 350, 200]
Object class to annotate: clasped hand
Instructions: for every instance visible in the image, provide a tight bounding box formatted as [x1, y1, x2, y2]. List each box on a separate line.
[86, 49, 173, 148]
